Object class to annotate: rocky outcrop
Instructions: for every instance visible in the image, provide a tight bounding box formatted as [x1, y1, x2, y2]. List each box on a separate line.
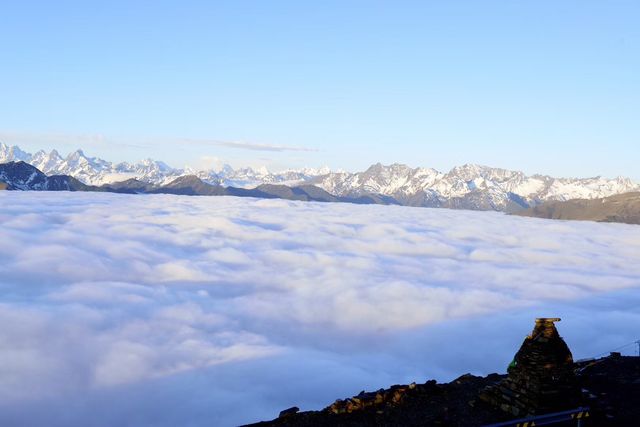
[327, 382, 421, 415]
[247, 319, 640, 426]
[478, 318, 580, 416]
[247, 373, 504, 427]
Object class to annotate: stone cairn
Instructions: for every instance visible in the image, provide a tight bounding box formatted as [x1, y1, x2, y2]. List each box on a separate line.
[479, 318, 580, 417]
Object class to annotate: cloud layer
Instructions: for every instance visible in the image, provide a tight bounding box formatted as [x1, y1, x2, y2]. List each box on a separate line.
[1, 192, 639, 426]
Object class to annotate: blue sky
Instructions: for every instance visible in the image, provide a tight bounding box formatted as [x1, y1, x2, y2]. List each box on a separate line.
[0, 1, 638, 178]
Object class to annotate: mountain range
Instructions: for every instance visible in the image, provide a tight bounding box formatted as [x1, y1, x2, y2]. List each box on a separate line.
[0, 142, 328, 188]
[0, 161, 394, 206]
[2, 142, 639, 212]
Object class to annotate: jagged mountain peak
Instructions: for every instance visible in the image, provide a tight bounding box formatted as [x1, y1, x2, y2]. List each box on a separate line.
[0, 142, 31, 163]
[64, 149, 88, 164]
[139, 157, 168, 167]
[0, 143, 333, 187]
[446, 163, 522, 181]
[65, 148, 92, 164]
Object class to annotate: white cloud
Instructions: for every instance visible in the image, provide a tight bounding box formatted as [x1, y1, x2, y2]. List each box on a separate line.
[0, 192, 639, 426]
[0, 130, 317, 153]
[176, 137, 318, 153]
[0, 130, 144, 149]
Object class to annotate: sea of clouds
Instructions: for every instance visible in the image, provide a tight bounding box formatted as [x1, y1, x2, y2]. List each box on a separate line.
[1, 192, 639, 426]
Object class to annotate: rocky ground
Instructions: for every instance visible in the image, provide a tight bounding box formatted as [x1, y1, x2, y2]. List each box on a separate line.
[246, 354, 640, 427]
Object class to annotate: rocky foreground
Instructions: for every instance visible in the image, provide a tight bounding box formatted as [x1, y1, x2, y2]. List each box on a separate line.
[247, 320, 640, 427]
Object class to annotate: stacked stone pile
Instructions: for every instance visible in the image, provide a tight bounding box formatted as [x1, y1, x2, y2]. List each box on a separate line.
[479, 318, 580, 416]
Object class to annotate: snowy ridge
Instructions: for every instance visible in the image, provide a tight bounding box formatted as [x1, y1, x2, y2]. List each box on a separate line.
[1, 142, 638, 211]
[0, 143, 328, 188]
[310, 163, 640, 211]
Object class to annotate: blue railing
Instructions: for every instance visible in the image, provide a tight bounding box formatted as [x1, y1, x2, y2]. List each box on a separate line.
[482, 406, 590, 427]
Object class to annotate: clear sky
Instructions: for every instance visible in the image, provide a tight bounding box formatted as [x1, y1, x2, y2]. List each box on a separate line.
[1, 1, 638, 178]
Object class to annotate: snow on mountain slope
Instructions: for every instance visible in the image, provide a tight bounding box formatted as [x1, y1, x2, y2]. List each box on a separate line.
[30, 149, 64, 172]
[0, 143, 31, 163]
[1, 143, 181, 185]
[0, 143, 329, 188]
[310, 163, 640, 211]
[1, 142, 638, 211]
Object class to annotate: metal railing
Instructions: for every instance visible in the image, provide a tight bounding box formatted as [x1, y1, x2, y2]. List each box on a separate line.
[482, 406, 590, 427]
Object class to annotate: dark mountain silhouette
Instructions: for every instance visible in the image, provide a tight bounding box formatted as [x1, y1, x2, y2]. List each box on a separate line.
[0, 161, 49, 190]
[0, 161, 94, 191]
[45, 175, 97, 191]
[148, 175, 227, 196]
[245, 184, 340, 202]
[102, 178, 156, 193]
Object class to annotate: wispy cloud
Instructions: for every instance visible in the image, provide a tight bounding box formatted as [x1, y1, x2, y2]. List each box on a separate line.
[174, 138, 318, 153]
[1, 193, 639, 426]
[0, 130, 318, 153]
[0, 130, 148, 150]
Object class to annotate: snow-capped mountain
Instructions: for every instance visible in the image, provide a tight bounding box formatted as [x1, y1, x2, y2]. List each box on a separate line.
[0, 143, 327, 188]
[310, 163, 640, 212]
[0, 144, 31, 163]
[24, 147, 184, 185]
[0, 161, 91, 191]
[192, 165, 333, 188]
[2, 142, 638, 212]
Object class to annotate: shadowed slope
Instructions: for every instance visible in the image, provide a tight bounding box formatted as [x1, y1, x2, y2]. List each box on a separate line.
[515, 192, 640, 224]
